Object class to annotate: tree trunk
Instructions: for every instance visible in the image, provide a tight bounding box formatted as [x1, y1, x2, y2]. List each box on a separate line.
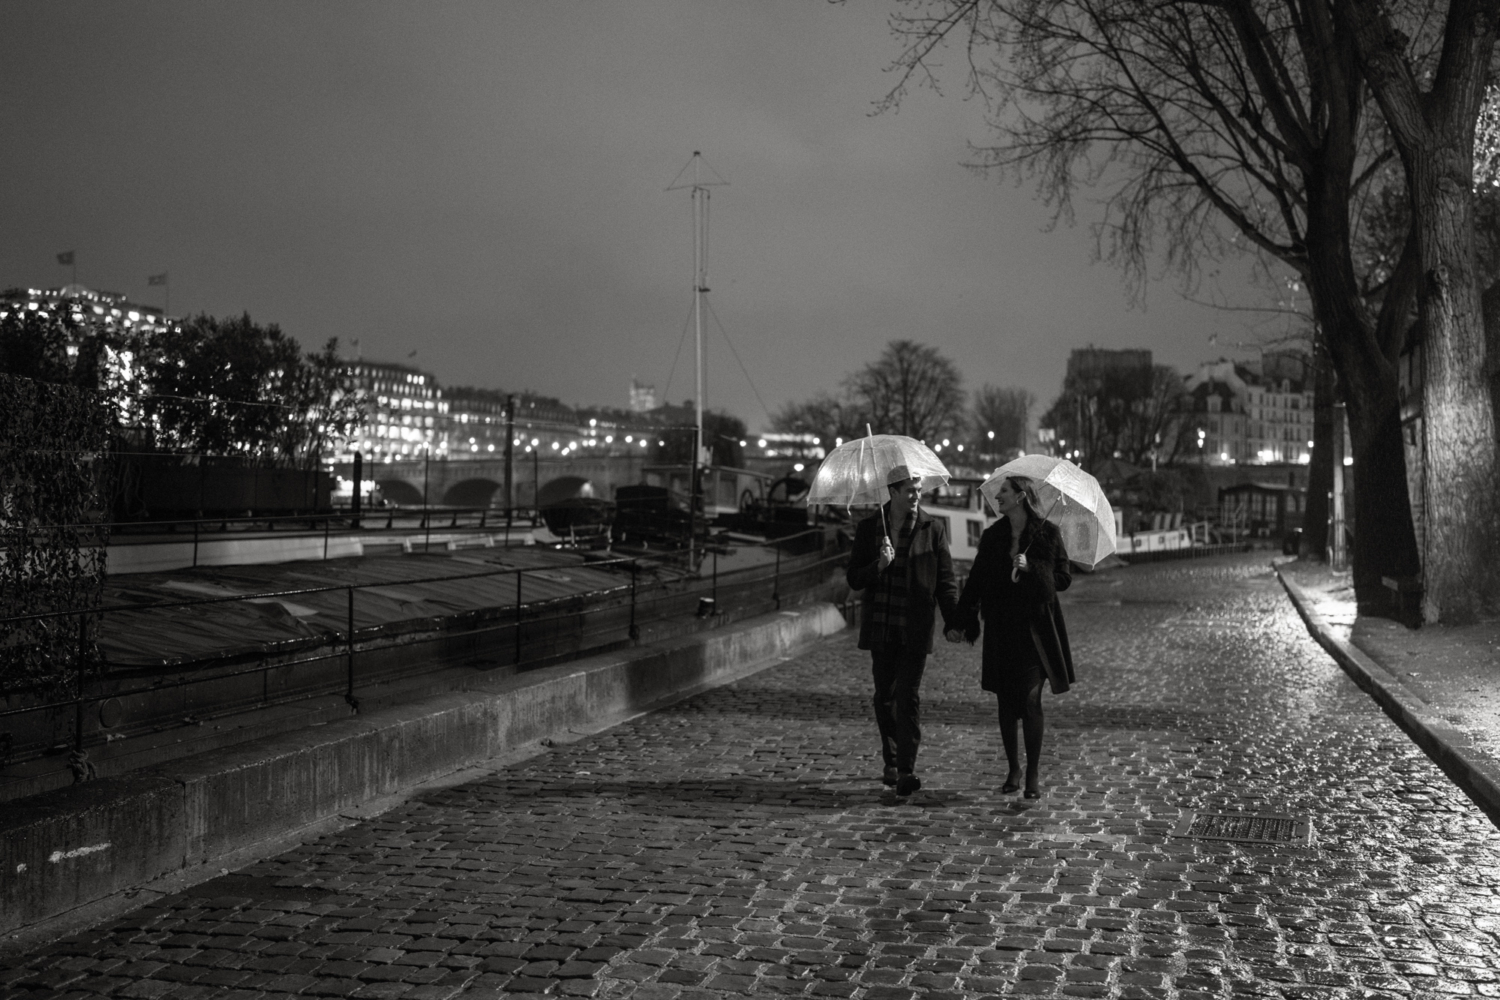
[1483, 282, 1500, 443]
[1302, 338, 1335, 557]
[1340, 0, 1500, 622]
[1345, 382, 1422, 607]
[1413, 156, 1500, 622]
[1303, 156, 1424, 608]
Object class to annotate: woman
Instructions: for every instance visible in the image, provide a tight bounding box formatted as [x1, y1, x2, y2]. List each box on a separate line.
[946, 475, 1074, 798]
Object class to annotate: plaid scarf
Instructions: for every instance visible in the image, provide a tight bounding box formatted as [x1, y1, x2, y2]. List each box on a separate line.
[869, 511, 915, 647]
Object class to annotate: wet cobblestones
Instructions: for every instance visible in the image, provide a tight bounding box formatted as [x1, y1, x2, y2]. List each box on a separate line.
[3, 553, 1499, 999]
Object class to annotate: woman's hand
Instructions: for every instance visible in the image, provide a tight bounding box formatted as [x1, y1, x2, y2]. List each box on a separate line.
[944, 628, 965, 643]
[1014, 552, 1029, 573]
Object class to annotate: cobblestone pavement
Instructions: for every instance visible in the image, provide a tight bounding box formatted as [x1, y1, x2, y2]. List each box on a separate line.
[5, 552, 1500, 1000]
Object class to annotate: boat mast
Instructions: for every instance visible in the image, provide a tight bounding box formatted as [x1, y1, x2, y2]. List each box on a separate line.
[667, 152, 727, 563]
[693, 158, 705, 475]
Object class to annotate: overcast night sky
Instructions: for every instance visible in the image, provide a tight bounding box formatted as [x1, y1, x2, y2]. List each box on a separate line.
[1, 1, 1286, 431]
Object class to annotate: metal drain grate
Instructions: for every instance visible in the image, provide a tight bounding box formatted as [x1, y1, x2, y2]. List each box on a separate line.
[1174, 811, 1313, 845]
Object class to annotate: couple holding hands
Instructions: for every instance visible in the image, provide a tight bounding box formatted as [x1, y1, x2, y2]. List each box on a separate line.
[846, 464, 1074, 799]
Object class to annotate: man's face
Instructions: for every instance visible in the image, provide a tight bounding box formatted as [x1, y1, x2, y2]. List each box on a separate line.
[888, 478, 921, 519]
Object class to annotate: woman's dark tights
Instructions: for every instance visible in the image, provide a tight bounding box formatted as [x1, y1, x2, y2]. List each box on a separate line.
[998, 677, 1045, 791]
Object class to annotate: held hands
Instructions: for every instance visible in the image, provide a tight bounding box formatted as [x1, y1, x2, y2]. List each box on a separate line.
[878, 537, 895, 571]
[943, 628, 965, 643]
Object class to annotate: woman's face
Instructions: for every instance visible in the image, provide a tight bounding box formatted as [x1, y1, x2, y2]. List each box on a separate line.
[995, 479, 1019, 513]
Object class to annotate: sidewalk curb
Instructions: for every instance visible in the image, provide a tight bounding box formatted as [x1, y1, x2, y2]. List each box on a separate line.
[0, 602, 846, 947]
[1276, 568, 1500, 830]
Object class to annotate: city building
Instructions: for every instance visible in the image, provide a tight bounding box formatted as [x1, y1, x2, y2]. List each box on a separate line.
[444, 387, 513, 458]
[1180, 354, 1315, 465]
[1182, 360, 1250, 465]
[1243, 351, 1314, 464]
[754, 432, 825, 460]
[343, 359, 448, 462]
[0, 284, 173, 401]
[629, 378, 658, 413]
[1066, 347, 1153, 381]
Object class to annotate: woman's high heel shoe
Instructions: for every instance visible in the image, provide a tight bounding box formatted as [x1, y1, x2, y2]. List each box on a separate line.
[1001, 771, 1022, 794]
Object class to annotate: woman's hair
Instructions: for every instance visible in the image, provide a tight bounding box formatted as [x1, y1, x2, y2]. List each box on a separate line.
[1006, 475, 1042, 518]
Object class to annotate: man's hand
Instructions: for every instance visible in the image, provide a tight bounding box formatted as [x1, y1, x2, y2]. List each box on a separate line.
[944, 628, 965, 643]
[878, 537, 895, 570]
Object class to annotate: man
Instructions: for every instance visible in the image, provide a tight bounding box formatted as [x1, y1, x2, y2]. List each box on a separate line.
[846, 464, 961, 796]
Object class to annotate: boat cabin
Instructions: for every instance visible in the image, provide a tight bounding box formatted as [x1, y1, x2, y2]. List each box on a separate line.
[923, 476, 996, 566]
[642, 464, 775, 518]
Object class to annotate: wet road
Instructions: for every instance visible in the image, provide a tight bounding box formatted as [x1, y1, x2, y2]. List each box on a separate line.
[4, 552, 1498, 999]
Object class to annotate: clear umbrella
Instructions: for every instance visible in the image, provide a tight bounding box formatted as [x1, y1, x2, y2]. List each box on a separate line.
[807, 432, 951, 509]
[981, 455, 1117, 570]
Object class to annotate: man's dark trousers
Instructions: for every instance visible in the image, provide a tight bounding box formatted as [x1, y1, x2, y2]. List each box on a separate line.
[871, 644, 927, 773]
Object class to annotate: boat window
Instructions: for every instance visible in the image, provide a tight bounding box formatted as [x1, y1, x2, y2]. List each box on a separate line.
[928, 484, 975, 509]
[967, 519, 984, 549]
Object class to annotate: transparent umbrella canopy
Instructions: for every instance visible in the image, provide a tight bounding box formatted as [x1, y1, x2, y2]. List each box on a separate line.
[981, 454, 1117, 568]
[807, 433, 951, 508]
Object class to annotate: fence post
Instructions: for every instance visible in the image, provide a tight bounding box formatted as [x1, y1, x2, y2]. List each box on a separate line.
[712, 548, 718, 608]
[629, 561, 639, 640]
[773, 541, 781, 610]
[515, 569, 524, 666]
[345, 586, 359, 711]
[192, 520, 200, 568]
[323, 515, 330, 561]
[74, 613, 87, 754]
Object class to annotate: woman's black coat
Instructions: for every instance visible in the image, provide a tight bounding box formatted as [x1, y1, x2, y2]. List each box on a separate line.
[957, 516, 1076, 694]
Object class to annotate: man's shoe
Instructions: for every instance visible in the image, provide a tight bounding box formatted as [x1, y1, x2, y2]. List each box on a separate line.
[882, 766, 899, 786]
[895, 772, 921, 796]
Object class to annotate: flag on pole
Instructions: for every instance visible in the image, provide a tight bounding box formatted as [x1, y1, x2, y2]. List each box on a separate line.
[56, 251, 75, 265]
[147, 272, 167, 286]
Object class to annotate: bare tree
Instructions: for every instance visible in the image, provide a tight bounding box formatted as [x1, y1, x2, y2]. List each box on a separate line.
[770, 392, 870, 445]
[971, 384, 1034, 459]
[844, 340, 968, 441]
[1122, 366, 1192, 466]
[878, 0, 1430, 610]
[1040, 364, 1186, 469]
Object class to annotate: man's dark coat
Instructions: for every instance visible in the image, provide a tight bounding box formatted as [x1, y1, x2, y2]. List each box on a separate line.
[846, 503, 961, 654]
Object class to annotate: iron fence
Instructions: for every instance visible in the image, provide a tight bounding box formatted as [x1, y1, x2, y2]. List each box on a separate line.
[0, 528, 842, 774]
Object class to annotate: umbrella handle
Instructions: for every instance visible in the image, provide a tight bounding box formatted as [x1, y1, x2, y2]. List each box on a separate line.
[866, 425, 890, 542]
[1013, 493, 1064, 573]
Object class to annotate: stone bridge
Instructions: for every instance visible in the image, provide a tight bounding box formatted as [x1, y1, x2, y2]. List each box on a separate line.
[337, 454, 654, 508]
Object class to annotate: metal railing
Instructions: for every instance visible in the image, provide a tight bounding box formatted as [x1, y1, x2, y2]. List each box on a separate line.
[0, 528, 840, 771]
[95, 505, 550, 563]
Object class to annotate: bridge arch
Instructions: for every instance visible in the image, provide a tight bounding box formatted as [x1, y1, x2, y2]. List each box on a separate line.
[376, 478, 424, 506]
[443, 478, 502, 507]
